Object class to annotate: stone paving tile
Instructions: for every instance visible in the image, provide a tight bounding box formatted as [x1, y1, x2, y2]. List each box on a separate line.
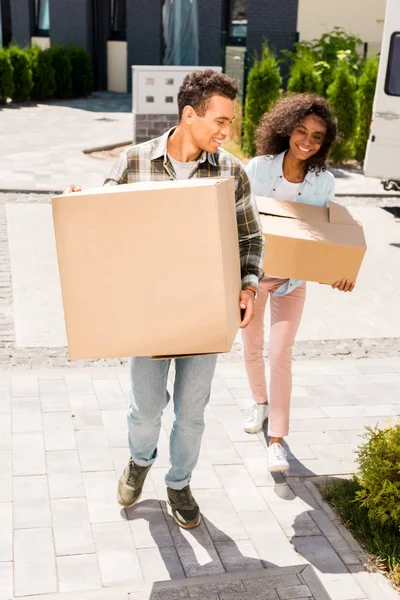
[12, 431, 46, 475]
[214, 539, 264, 572]
[137, 546, 185, 583]
[0, 502, 12, 562]
[92, 522, 143, 587]
[13, 474, 51, 529]
[47, 449, 85, 498]
[57, 554, 102, 592]
[43, 412, 76, 451]
[214, 465, 267, 512]
[128, 498, 174, 549]
[83, 470, 122, 523]
[0, 562, 13, 600]
[51, 497, 95, 556]
[14, 528, 57, 596]
[0, 453, 12, 502]
[293, 536, 365, 600]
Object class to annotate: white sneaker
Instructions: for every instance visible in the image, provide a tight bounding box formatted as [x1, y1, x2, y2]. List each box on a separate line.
[268, 443, 289, 472]
[244, 402, 269, 434]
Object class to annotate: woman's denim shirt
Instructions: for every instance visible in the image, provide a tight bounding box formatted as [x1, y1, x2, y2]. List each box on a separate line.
[247, 152, 335, 296]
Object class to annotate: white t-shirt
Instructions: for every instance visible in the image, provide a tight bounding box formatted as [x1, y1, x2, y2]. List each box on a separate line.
[273, 177, 300, 202]
[168, 156, 199, 180]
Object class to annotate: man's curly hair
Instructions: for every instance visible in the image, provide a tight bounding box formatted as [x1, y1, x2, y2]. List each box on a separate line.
[255, 93, 338, 171]
[177, 69, 238, 121]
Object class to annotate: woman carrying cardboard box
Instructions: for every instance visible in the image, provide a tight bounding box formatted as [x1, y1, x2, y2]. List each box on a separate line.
[242, 94, 356, 472]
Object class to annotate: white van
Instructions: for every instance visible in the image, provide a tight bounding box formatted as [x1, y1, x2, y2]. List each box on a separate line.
[364, 0, 400, 190]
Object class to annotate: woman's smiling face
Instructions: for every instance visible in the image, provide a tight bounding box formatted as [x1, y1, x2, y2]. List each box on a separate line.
[289, 115, 327, 161]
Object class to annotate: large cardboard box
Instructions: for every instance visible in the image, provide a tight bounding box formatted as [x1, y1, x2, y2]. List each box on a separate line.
[52, 178, 241, 360]
[257, 197, 366, 284]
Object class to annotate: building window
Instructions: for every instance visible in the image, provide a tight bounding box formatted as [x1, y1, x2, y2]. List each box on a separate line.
[34, 0, 50, 35]
[110, 0, 126, 41]
[230, 0, 247, 40]
[385, 32, 400, 96]
[0, 0, 12, 46]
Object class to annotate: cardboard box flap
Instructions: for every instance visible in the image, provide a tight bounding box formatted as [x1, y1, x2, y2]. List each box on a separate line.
[256, 196, 359, 227]
[328, 201, 359, 225]
[56, 177, 230, 199]
[256, 196, 329, 223]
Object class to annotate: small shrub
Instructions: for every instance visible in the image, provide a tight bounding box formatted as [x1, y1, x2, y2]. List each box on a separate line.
[8, 45, 33, 102]
[242, 44, 282, 157]
[0, 48, 14, 104]
[355, 423, 400, 529]
[287, 55, 322, 95]
[67, 46, 93, 98]
[27, 46, 56, 100]
[327, 57, 357, 162]
[47, 46, 73, 99]
[354, 57, 379, 162]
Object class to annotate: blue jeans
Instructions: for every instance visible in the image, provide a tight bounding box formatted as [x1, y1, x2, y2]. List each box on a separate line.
[127, 354, 218, 490]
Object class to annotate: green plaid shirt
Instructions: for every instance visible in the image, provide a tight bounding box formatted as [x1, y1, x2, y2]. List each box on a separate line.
[104, 128, 264, 289]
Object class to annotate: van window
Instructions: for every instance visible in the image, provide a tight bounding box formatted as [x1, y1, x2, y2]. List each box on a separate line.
[385, 32, 400, 96]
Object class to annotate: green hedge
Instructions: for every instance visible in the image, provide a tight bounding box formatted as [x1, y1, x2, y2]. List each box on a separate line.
[0, 44, 93, 104]
[0, 48, 14, 104]
[7, 45, 33, 101]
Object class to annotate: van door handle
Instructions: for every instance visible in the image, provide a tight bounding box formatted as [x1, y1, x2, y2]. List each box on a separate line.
[375, 111, 400, 119]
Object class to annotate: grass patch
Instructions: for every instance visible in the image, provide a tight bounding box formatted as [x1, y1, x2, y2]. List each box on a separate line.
[321, 476, 400, 589]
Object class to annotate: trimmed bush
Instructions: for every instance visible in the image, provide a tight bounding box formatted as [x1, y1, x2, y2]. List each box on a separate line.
[8, 45, 33, 102]
[242, 44, 282, 156]
[327, 58, 357, 162]
[0, 48, 14, 104]
[287, 55, 322, 95]
[27, 45, 56, 100]
[355, 423, 400, 529]
[47, 46, 72, 98]
[354, 57, 379, 162]
[67, 46, 93, 98]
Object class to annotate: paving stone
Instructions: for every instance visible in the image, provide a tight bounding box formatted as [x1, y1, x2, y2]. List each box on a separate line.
[11, 375, 39, 396]
[128, 498, 174, 548]
[0, 413, 11, 452]
[13, 474, 51, 529]
[214, 465, 267, 512]
[138, 546, 185, 583]
[276, 584, 312, 599]
[188, 580, 246, 597]
[243, 573, 302, 591]
[309, 510, 361, 566]
[52, 497, 95, 555]
[194, 489, 249, 542]
[293, 536, 365, 600]
[0, 502, 12, 562]
[47, 449, 84, 498]
[239, 510, 304, 568]
[259, 487, 321, 538]
[0, 562, 13, 600]
[43, 412, 76, 451]
[13, 431, 46, 475]
[214, 540, 264, 572]
[14, 528, 57, 596]
[83, 470, 121, 523]
[57, 554, 102, 592]
[219, 591, 279, 600]
[0, 453, 11, 501]
[92, 521, 143, 586]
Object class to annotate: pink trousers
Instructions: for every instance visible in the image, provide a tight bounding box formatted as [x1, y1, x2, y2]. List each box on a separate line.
[241, 277, 306, 437]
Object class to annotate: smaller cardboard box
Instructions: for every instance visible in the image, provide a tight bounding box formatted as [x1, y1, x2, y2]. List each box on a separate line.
[257, 197, 367, 284]
[52, 178, 241, 360]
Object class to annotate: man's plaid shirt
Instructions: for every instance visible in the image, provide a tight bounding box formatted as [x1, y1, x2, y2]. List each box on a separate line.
[104, 128, 264, 290]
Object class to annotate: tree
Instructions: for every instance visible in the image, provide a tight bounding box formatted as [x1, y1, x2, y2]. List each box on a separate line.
[242, 44, 282, 157]
[327, 57, 357, 162]
[354, 57, 379, 162]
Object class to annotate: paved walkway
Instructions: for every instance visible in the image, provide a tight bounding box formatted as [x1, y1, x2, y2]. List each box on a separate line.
[0, 93, 399, 196]
[1, 358, 399, 599]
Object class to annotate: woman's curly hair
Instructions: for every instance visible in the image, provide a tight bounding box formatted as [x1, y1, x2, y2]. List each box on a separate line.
[255, 93, 338, 172]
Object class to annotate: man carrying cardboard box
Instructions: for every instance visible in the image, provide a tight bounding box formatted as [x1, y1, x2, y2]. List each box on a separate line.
[65, 70, 264, 529]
